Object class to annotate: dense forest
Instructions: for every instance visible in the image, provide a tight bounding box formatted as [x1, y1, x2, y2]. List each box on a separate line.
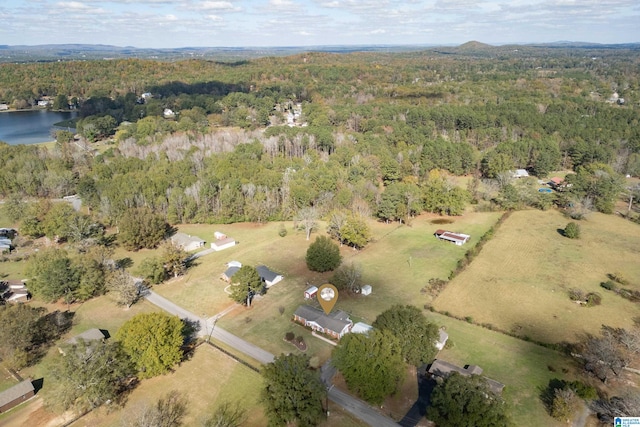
[1, 44, 639, 230]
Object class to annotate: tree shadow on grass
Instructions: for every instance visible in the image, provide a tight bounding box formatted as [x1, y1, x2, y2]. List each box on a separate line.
[115, 257, 133, 269]
[399, 365, 437, 427]
[556, 228, 566, 237]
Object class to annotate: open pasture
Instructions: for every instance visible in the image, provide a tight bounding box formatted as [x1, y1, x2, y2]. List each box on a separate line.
[428, 312, 576, 427]
[434, 209, 640, 343]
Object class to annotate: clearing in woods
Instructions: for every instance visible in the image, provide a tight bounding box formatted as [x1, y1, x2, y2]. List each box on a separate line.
[433, 209, 640, 343]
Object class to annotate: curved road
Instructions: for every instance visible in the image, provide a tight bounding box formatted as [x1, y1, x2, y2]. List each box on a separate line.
[143, 289, 399, 426]
[143, 289, 274, 364]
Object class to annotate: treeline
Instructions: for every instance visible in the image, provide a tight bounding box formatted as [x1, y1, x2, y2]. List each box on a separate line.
[0, 48, 638, 227]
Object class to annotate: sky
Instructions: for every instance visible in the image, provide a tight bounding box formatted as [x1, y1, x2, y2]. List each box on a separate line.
[1, 0, 638, 49]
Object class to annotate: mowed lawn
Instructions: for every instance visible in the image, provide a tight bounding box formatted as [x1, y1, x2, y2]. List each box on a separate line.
[428, 312, 576, 427]
[205, 213, 501, 358]
[433, 209, 640, 344]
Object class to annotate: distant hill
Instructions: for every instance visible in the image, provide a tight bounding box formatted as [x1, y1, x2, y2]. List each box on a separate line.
[457, 41, 495, 51]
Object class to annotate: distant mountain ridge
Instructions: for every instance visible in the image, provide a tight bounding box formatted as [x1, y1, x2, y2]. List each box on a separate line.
[0, 41, 638, 63]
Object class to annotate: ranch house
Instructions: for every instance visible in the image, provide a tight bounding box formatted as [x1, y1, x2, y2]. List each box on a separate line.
[170, 233, 205, 251]
[293, 305, 353, 339]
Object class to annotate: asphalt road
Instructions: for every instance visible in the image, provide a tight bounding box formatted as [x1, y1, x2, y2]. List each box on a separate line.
[328, 387, 400, 427]
[144, 290, 274, 364]
[144, 289, 400, 426]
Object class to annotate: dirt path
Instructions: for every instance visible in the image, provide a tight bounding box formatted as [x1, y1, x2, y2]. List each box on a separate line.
[0, 397, 70, 427]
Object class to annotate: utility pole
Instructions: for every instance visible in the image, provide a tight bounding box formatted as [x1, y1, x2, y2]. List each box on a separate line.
[207, 316, 217, 344]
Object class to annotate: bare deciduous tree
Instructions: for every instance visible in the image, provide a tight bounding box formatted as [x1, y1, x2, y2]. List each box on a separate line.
[295, 206, 318, 240]
[123, 390, 188, 427]
[590, 390, 640, 424]
[581, 329, 629, 383]
[106, 269, 139, 308]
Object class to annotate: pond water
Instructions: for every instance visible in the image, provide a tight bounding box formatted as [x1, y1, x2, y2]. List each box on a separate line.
[0, 110, 78, 145]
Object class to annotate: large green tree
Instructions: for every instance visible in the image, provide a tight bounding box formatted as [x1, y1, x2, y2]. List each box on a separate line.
[26, 248, 79, 303]
[229, 265, 263, 306]
[161, 241, 187, 278]
[136, 256, 168, 284]
[49, 340, 134, 412]
[118, 207, 167, 251]
[565, 163, 624, 214]
[338, 214, 371, 249]
[117, 312, 184, 378]
[332, 330, 405, 405]
[262, 354, 326, 427]
[372, 305, 440, 366]
[0, 305, 72, 368]
[305, 236, 342, 272]
[427, 372, 510, 427]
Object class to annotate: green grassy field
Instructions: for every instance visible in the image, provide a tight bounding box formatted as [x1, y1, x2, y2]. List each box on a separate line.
[187, 213, 502, 359]
[433, 209, 640, 343]
[429, 312, 576, 427]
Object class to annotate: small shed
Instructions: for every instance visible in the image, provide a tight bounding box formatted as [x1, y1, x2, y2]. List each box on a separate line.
[361, 285, 372, 296]
[304, 286, 318, 299]
[0, 380, 35, 413]
[436, 328, 449, 350]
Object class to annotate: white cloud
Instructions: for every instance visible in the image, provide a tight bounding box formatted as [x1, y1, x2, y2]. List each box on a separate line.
[56, 1, 94, 10]
[195, 1, 241, 11]
[1, 0, 638, 47]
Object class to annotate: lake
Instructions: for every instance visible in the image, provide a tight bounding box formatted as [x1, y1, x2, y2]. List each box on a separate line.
[0, 110, 78, 145]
